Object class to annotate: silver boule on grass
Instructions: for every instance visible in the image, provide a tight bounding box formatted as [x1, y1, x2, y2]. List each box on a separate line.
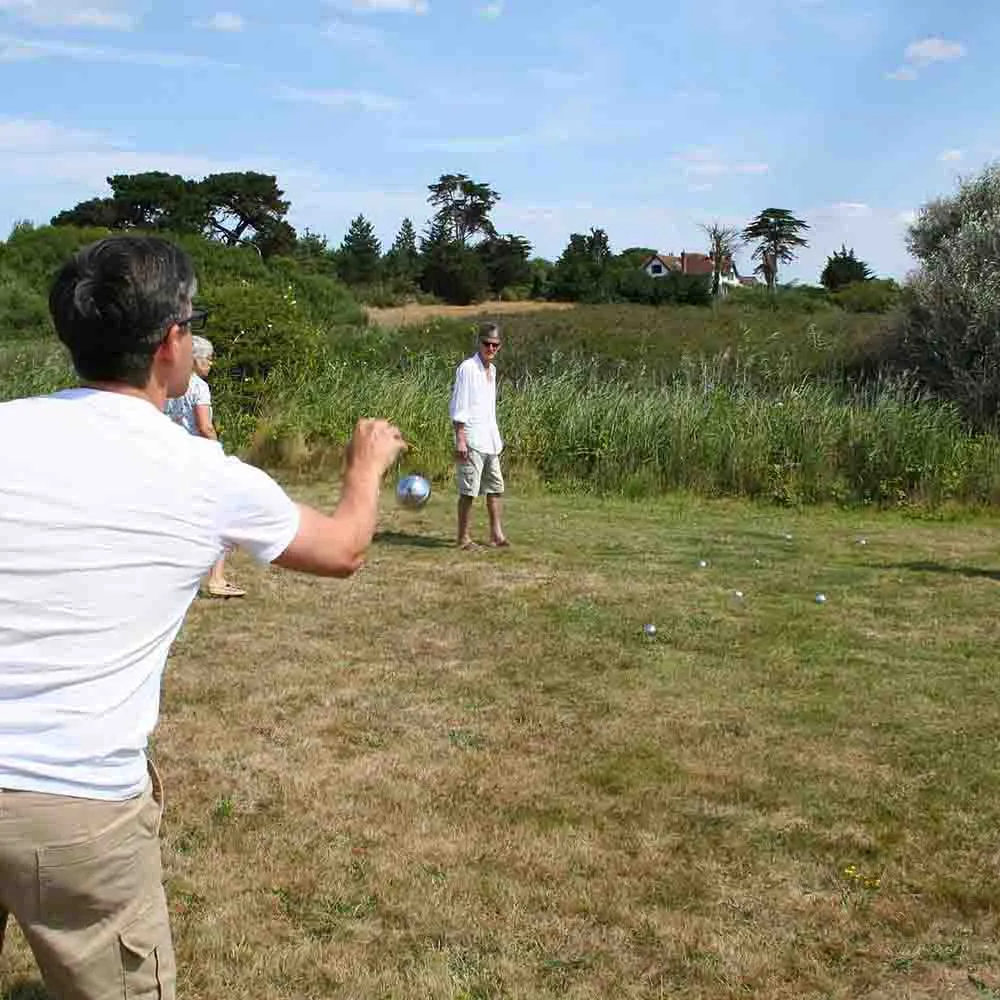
[395, 474, 432, 509]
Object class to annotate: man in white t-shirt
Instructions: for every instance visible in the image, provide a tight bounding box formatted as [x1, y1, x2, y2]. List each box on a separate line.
[449, 322, 509, 550]
[0, 235, 405, 1000]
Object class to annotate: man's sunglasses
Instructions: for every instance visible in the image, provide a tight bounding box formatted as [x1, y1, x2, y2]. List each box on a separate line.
[176, 308, 209, 333]
[481, 340, 501, 348]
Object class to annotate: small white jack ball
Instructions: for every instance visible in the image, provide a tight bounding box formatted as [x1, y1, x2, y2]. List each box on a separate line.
[698, 559, 709, 569]
[643, 623, 657, 637]
[732, 590, 745, 600]
[815, 593, 827, 604]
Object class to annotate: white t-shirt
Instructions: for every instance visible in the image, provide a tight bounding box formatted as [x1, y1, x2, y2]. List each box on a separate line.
[165, 372, 211, 435]
[449, 355, 503, 455]
[0, 388, 301, 800]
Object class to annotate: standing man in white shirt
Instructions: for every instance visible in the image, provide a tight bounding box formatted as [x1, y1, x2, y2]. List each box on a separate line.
[0, 235, 405, 1000]
[449, 322, 509, 550]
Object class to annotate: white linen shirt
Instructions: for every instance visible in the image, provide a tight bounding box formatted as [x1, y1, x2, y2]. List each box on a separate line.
[0, 388, 301, 800]
[449, 354, 503, 455]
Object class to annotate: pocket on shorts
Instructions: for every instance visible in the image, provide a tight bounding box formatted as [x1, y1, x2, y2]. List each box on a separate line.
[37, 809, 141, 929]
[119, 895, 175, 999]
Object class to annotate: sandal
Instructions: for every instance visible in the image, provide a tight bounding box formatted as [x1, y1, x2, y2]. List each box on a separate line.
[459, 541, 483, 551]
[206, 582, 247, 598]
[490, 538, 511, 548]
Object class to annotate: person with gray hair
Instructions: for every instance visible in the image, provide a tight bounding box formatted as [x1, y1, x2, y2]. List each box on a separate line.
[449, 321, 509, 549]
[165, 332, 244, 597]
[0, 235, 406, 1000]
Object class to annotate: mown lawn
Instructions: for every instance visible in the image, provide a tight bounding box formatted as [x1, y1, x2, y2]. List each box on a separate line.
[2, 487, 999, 999]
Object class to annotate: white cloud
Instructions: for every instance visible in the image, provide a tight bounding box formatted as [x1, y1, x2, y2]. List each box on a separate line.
[0, 0, 137, 29]
[939, 149, 963, 163]
[822, 202, 873, 219]
[0, 117, 120, 154]
[201, 11, 245, 32]
[275, 85, 402, 112]
[322, 20, 383, 46]
[481, 1, 503, 17]
[905, 37, 966, 66]
[673, 146, 769, 179]
[0, 32, 235, 66]
[327, 0, 429, 13]
[887, 37, 966, 81]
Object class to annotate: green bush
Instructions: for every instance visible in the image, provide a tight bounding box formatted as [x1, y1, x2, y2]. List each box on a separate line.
[833, 279, 900, 314]
[892, 163, 1000, 427]
[0, 270, 50, 340]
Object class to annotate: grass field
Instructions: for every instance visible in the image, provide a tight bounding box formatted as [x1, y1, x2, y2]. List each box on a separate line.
[2, 487, 998, 999]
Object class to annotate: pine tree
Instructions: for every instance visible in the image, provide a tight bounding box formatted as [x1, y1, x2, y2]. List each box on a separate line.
[337, 214, 382, 285]
[820, 245, 874, 291]
[384, 217, 419, 283]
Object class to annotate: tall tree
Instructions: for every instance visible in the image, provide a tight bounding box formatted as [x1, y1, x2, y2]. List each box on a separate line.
[338, 214, 382, 285]
[477, 234, 532, 297]
[384, 217, 420, 283]
[419, 218, 487, 304]
[428, 174, 499, 246]
[820, 245, 874, 291]
[741, 208, 810, 292]
[105, 172, 205, 232]
[550, 228, 614, 302]
[200, 172, 291, 247]
[701, 222, 741, 296]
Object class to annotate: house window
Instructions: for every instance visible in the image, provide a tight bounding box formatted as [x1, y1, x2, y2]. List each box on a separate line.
[650, 263, 663, 275]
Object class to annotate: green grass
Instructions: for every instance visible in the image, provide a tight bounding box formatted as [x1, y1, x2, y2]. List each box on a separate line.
[3, 487, 998, 999]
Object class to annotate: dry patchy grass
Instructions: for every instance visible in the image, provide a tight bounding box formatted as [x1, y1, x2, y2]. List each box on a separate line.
[365, 301, 575, 329]
[3, 490, 1000, 999]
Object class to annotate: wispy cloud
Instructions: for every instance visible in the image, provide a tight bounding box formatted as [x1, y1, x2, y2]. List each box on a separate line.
[322, 20, 383, 47]
[0, 32, 236, 67]
[480, 1, 503, 18]
[325, 0, 429, 13]
[906, 37, 966, 66]
[0, 117, 122, 154]
[0, 0, 137, 29]
[886, 36, 966, 81]
[674, 146, 769, 178]
[275, 85, 402, 112]
[939, 149, 963, 163]
[199, 11, 245, 32]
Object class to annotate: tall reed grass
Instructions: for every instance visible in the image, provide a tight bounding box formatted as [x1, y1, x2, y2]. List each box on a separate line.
[2, 336, 996, 507]
[243, 352, 1000, 507]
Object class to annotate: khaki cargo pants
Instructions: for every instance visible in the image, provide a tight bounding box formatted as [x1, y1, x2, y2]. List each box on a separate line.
[0, 761, 175, 999]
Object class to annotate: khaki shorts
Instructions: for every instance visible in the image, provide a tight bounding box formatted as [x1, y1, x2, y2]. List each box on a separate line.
[457, 449, 505, 497]
[0, 760, 176, 1000]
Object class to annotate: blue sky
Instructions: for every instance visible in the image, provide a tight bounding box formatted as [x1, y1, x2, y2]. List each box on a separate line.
[0, 0, 995, 281]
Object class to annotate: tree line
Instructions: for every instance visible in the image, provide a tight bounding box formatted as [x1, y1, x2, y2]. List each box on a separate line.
[50, 170, 888, 309]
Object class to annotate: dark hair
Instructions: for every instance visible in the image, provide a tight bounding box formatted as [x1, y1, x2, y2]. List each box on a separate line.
[49, 236, 197, 388]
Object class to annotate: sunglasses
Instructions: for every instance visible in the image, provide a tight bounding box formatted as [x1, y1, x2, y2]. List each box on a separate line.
[176, 308, 209, 333]
[481, 340, 501, 349]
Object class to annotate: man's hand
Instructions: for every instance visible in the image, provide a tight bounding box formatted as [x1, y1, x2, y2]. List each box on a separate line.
[345, 418, 407, 477]
[455, 430, 469, 463]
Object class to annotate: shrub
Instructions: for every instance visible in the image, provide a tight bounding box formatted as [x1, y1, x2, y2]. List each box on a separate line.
[833, 279, 900, 314]
[894, 163, 1000, 427]
[0, 270, 50, 340]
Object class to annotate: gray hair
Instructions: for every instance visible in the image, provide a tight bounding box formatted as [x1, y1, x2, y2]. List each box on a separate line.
[192, 335, 214, 360]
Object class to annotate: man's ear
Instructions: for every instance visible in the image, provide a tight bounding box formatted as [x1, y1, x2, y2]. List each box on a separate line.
[157, 323, 185, 362]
